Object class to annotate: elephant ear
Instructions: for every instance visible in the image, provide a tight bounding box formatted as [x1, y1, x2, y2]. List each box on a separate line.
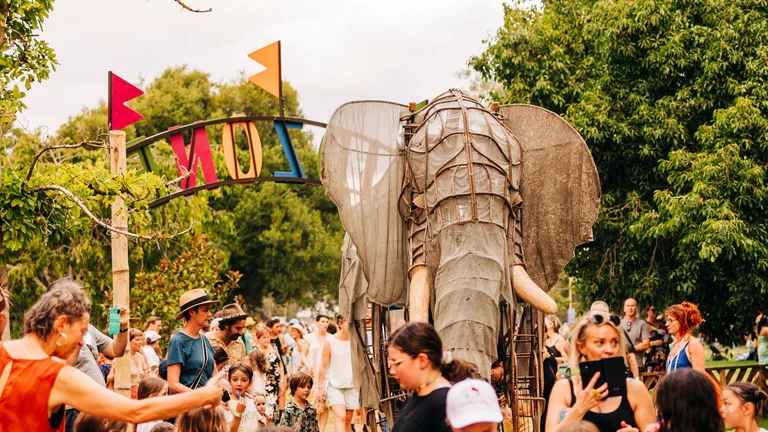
[499, 104, 601, 291]
[321, 100, 409, 306]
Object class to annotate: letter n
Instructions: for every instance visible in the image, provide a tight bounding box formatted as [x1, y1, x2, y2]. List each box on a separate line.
[168, 123, 218, 190]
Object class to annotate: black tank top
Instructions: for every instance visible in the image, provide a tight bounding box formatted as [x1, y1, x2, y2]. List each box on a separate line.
[567, 378, 637, 431]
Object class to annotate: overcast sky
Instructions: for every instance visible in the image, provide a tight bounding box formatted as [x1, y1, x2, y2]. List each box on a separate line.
[17, 0, 505, 136]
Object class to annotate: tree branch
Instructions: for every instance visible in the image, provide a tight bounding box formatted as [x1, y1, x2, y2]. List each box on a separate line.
[26, 139, 110, 181]
[0, 1, 9, 53]
[172, 0, 212, 13]
[30, 184, 194, 240]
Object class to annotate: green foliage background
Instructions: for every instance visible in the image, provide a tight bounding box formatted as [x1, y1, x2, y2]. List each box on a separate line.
[471, 0, 768, 342]
[1, 67, 343, 336]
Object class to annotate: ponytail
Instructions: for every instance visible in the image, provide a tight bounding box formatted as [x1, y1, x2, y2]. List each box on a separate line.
[389, 322, 478, 382]
[439, 351, 478, 383]
[725, 382, 768, 420]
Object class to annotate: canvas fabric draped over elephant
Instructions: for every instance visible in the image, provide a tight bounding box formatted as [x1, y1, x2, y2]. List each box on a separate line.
[321, 90, 600, 407]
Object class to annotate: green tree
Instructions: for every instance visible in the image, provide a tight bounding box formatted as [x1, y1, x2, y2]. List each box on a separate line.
[0, 0, 56, 127]
[471, 0, 768, 341]
[131, 232, 240, 344]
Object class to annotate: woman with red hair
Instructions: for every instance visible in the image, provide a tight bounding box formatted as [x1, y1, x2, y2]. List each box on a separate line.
[665, 302, 706, 373]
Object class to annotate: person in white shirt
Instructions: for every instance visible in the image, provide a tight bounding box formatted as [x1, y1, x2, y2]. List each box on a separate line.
[317, 314, 359, 432]
[142, 330, 162, 374]
[305, 314, 331, 432]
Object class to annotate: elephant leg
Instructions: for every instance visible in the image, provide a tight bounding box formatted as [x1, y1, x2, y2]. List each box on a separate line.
[408, 265, 430, 322]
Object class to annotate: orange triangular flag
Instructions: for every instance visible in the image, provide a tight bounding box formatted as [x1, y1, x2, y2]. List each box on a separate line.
[248, 41, 281, 98]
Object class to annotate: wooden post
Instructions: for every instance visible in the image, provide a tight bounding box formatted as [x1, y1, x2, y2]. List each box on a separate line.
[110, 130, 131, 400]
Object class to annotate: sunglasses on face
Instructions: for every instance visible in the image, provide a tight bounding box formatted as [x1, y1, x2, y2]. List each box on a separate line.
[589, 312, 621, 327]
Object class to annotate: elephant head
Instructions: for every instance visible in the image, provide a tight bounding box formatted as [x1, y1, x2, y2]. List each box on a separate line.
[321, 90, 600, 381]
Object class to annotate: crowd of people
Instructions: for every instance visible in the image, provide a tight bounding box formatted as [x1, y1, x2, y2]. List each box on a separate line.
[3, 279, 768, 432]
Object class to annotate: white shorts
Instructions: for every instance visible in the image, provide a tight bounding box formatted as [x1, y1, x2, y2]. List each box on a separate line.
[324, 382, 360, 410]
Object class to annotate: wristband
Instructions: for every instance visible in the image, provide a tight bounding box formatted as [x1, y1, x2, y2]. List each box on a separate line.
[233, 411, 243, 418]
[119, 327, 128, 333]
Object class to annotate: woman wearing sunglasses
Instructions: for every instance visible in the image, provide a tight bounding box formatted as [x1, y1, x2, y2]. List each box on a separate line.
[545, 312, 654, 432]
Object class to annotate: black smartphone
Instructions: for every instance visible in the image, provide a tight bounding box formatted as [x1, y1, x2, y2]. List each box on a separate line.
[579, 356, 627, 397]
[222, 390, 231, 403]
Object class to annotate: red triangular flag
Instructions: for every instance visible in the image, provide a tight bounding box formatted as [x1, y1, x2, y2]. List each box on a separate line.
[109, 72, 144, 130]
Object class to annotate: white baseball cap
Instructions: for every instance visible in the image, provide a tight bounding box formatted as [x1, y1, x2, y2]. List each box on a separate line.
[144, 330, 161, 343]
[446, 379, 503, 429]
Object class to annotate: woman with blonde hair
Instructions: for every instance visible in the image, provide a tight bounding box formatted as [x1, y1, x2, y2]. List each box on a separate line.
[545, 311, 654, 432]
[176, 406, 228, 432]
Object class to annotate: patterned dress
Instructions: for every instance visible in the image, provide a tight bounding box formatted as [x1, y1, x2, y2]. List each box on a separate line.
[265, 348, 282, 422]
[278, 401, 320, 432]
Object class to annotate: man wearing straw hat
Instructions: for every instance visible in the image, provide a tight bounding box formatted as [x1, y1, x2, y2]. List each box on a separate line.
[167, 289, 218, 394]
[206, 303, 248, 365]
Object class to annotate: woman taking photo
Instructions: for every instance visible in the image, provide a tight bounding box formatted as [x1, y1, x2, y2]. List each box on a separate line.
[545, 311, 654, 432]
[644, 368, 723, 432]
[0, 283, 225, 430]
[665, 302, 706, 373]
[255, 324, 282, 422]
[720, 382, 768, 432]
[388, 322, 476, 432]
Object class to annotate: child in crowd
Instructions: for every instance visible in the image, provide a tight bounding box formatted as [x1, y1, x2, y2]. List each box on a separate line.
[73, 413, 127, 431]
[446, 379, 502, 432]
[721, 382, 768, 432]
[223, 363, 262, 431]
[248, 348, 268, 395]
[176, 407, 228, 432]
[150, 423, 177, 432]
[136, 376, 170, 432]
[557, 421, 599, 432]
[255, 393, 273, 428]
[98, 352, 114, 386]
[278, 372, 320, 432]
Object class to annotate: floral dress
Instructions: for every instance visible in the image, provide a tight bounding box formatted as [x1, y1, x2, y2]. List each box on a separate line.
[264, 348, 282, 422]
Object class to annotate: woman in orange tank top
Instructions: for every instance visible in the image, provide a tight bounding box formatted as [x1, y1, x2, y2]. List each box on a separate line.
[0, 283, 227, 431]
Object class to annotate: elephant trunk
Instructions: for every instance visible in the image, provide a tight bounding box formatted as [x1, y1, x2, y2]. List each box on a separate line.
[512, 265, 558, 314]
[432, 223, 508, 381]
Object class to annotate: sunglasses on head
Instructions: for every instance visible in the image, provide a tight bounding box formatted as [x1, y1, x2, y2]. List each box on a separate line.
[588, 312, 621, 327]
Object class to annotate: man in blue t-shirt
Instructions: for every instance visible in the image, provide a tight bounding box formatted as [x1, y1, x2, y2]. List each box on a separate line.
[167, 289, 218, 392]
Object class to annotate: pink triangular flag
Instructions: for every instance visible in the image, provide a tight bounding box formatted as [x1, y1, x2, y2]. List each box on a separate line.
[109, 72, 144, 130]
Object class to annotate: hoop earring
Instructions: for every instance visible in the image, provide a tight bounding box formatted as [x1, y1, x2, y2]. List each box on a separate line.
[55, 332, 68, 347]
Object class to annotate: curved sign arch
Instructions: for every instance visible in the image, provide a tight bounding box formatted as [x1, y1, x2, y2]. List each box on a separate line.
[127, 115, 326, 208]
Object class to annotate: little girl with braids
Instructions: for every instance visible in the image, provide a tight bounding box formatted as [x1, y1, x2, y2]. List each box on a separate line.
[721, 382, 768, 432]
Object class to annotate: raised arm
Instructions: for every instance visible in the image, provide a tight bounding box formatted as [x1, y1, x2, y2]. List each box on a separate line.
[51, 366, 224, 423]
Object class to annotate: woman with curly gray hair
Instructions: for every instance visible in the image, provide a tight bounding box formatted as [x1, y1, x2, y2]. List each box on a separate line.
[0, 283, 226, 431]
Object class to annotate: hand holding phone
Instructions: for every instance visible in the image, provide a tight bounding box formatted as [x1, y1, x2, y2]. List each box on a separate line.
[108, 307, 121, 335]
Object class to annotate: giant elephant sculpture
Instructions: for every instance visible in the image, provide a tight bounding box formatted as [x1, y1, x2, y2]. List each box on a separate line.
[320, 90, 600, 417]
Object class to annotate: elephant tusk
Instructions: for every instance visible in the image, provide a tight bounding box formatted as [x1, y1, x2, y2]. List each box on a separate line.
[512, 265, 558, 314]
